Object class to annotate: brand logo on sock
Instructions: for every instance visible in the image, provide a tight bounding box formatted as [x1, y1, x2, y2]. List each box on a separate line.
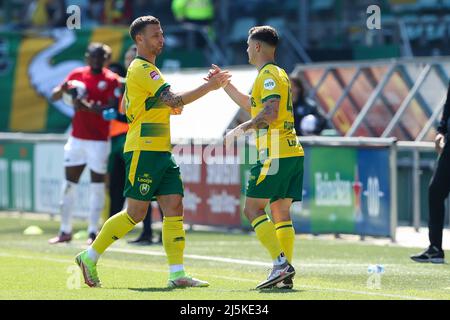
[112, 236, 119, 240]
[173, 237, 185, 242]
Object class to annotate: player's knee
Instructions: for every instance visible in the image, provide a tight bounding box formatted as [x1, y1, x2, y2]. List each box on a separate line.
[174, 201, 183, 214]
[90, 171, 105, 183]
[129, 212, 146, 223]
[126, 207, 147, 223]
[164, 201, 183, 216]
[65, 166, 84, 183]
[62, 180, 77, 195]
[244, 206, 260, 222]
[274, 210, 291, 221]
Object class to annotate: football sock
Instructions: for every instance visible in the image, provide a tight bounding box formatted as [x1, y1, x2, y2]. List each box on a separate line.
[86, 247, 100, 263]
[251, 215, 283, 261]
[273, 252, 287, 266]
[275, 220, 295, 263]
[163, 216, 186, 268]
[88, 182, 105, 234]
[60, 180, 77, 234]
[92, 210, 136, 255]
[169, 264, 185, 274]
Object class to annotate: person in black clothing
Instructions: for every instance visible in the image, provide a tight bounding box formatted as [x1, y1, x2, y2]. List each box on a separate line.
[290, 75, 329, 136]
[410, 84, 450, 264]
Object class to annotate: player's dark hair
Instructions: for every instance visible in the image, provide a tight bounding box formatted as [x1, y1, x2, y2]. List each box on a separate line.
[248, 26, 279, 47]
[129, 16, 160, 42]
[86, 42, 109, 58]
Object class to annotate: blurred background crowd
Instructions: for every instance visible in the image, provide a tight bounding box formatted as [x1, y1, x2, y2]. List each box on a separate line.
[2, 0, 450, 69]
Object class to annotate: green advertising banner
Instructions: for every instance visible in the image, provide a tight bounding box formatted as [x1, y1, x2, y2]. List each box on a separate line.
[308, 147, 357, 233]
[0, 142, 34, 212]
[239, 143, 376, 235]
[0, 139, 393, 237]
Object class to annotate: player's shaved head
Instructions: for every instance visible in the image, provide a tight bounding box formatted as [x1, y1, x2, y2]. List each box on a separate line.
[249, 26, 279, 47]
[129, 16, 160, 42]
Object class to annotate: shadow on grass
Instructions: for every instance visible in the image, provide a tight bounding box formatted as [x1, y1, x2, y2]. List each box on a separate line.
[253, 288, 304, 294]
[128, 287, 303, 294]
[128, 287, 176, 293]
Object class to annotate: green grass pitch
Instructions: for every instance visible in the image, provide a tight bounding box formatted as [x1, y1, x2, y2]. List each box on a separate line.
[0, 214, 449, 300]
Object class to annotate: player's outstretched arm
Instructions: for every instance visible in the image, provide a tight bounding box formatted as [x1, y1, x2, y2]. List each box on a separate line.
[223, 82, 252, 113]
[159, 71, 231, 108]
[206, 65, 251, 113]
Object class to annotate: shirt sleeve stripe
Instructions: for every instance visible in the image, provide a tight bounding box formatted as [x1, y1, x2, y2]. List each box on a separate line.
[145, 83, 170, 110]
[261, 94, 281, 103]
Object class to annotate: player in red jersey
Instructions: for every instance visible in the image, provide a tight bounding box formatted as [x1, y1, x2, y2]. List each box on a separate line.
[48, 42, 121, 245]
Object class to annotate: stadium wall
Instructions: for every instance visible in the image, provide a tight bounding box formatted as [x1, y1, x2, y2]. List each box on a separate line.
[0, 134, 400, 239]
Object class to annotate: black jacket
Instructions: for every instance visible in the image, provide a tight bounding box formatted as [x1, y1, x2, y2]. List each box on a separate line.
[437, 83, 450, 135]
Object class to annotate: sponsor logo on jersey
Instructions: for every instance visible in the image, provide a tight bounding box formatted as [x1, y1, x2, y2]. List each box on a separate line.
[150, 71, 160, 80]
[264, 78, 276, 90]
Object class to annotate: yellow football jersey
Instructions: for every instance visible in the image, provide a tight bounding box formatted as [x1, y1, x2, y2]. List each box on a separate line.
[250, 63, 304, 159]
[123, 56, 171, 152]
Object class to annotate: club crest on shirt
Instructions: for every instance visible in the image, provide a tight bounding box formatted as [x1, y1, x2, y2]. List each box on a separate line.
[150, 71, 160, 80]
[97, 80, 107, 91]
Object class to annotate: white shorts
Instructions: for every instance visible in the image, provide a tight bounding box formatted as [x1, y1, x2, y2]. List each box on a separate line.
[63, 136, 111, 174]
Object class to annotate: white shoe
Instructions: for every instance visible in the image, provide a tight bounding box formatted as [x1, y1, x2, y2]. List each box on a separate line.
[256, 263, 295, 290]
[168, 276, 209, 288]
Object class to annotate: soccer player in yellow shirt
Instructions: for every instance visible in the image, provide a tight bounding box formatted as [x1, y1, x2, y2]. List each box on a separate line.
[209, 26, 304, 289]
[75, 15, 231, 288]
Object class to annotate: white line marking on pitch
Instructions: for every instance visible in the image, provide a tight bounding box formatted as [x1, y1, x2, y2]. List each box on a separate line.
[108, 247, 273, 267]
[104, 246, 387, 268]
[0, 251, 434, 300]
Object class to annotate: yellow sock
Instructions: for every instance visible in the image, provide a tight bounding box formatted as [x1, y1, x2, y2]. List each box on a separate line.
[163, 216, 185, 266]
[275, 221, 295, 263]
[251, 215, 283, 260]
[100, 191, 110, 225]
[92, 210, 136, 254]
